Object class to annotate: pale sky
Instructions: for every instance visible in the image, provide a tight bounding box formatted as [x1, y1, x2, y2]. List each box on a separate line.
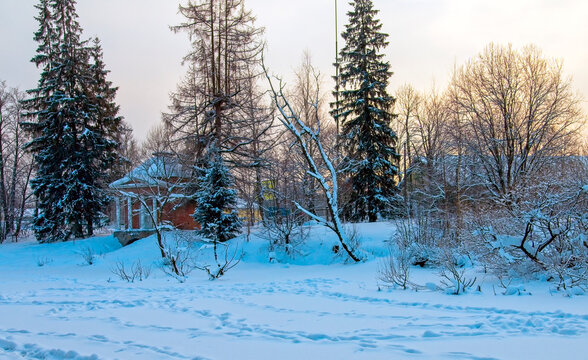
[1, 0, 587, 141]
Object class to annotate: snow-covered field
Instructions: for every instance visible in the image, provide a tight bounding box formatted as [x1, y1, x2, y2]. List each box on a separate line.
[0, 223, 586, 360]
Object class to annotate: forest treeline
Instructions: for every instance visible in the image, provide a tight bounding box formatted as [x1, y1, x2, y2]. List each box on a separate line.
[0, 0, 586, 286]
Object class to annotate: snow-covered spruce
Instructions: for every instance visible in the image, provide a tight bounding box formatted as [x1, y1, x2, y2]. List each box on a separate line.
[331, 0, 400, 222]
[193, 147, 242, 276]
[21, 0, 122, 242]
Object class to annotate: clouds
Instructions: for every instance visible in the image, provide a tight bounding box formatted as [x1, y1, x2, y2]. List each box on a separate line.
[0, 0, 586, 140]
[380, 0, 588, 92]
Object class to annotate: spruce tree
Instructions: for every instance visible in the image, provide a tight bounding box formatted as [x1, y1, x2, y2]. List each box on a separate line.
[193, 148, 242, 262]
[331, 0, 399, 222]
[82, 38, 124, 235]
[92, 39, 126, 181]
[22, 0, 122, 241]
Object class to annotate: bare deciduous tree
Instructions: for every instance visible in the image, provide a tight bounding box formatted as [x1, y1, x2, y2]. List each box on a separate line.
[395, 84, 421, 214]
[279, 51, 334, 217]
[168, 1, 275, 234]
[266, 69, 361, 263]
[140, 124, 174, 160]
[112, 121, 140, 181]
[448, 43, 584, 207]
[168, 0, 269, 161]
[0, 82, 34, 243]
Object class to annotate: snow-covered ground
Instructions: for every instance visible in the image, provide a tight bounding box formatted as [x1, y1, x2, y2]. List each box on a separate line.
[0, 223, 586, 360]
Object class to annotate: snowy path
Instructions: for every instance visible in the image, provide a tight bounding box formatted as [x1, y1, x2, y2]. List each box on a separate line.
[1, 263, 587, 360]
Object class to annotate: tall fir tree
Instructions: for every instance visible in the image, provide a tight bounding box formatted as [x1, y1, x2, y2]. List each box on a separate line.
[193, 147, 242, 263]
[331, 0, 399, 222]
[22, 0, 122, 242]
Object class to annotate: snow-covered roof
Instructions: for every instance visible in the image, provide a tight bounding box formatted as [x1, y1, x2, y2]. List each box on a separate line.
[110, 154, 193, 189]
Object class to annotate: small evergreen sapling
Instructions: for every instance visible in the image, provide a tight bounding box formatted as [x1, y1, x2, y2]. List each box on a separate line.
[193, 148, 242, 266]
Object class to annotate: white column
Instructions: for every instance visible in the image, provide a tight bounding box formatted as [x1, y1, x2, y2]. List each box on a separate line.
[127, 197, 133, 230]
[115, 197, 121, 230]
[140, 201, 146, 229]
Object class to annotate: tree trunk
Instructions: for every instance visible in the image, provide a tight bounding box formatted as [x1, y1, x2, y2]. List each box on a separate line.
[255, 164, 264, 223]
[14, 165, 33, 240]
[156, 230, 166, 258]
[0, 108, 7, 242]
[86, 217, 94, 237]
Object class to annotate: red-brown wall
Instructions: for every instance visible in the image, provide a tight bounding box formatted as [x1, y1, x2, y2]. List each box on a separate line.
[161, 201, 200, 230]
[116, 196, 199, 230]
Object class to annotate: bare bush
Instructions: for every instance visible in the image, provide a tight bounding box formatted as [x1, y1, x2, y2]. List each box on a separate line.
[494, 276, 532, 296]
[395, 210, 443, 267]
[160, 233, 198, 280]
[439, 252, 477, 295]
[111, 260, 152, 283]
[36, 257, 52, 267]
[264, 208, 308, 258]
[195, 242, 242, 280]
[472, 210, 541, 280]
[542, 236, 588, 292]
[158, 231, 242, 281]
[378, 247, 416, 290]
[78, 246, 96, 265]
[476, 174, 588, 291]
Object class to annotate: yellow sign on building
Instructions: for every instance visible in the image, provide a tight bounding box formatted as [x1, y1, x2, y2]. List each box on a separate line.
[262, 179, 276, 201]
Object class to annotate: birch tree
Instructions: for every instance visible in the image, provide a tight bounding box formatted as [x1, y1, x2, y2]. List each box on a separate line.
[266, 71, 361, 263]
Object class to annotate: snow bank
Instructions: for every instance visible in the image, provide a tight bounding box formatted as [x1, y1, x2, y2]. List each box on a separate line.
[0, 222, 586, 360]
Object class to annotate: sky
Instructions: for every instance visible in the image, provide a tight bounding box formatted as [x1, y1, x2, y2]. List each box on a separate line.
[1, 0, 587, 141]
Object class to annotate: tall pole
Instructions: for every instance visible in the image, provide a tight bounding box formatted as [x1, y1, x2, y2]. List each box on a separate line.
[334, 0, 340, 141]
[334, 0, 341, 222]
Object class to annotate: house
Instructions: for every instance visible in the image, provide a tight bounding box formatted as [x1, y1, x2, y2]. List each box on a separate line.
[109, 153, 199, 231]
